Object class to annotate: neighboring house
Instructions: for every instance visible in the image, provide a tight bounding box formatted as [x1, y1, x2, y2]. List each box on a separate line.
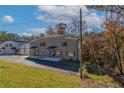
[30, 35, 79, 61]
[0, 39, 30, 55]
[0, 42, 3, 54]
[0, 46, 2, 54]
[0, 41, 19, 55]
[20, 43, 30, 55]
[16, 39, 30, 55]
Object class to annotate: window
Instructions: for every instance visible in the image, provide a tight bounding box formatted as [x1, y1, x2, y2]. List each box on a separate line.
[62, 42, 67, 46]
[9, 44, 12, 47]
[40, 43, 46, 47]
[5, 44, 8, 47]
[67, 50, 75, 56]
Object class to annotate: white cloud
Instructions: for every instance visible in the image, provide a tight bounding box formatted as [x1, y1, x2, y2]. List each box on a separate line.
[35, 5, 104, 31]
[27, 28, 47, 34]
[84, 12, 103, 28]
[36, 5, 88, 24]
[36, 15, 44, 21]
[18, 33, 33, 37]
[37, 5, 88, 16]
[85, 28, 93, 32]
[22, 33, 32, 37]
[3, 15, 14, 24]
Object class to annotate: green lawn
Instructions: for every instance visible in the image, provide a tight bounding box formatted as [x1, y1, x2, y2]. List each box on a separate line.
[0, 60, 116, 88]
[0, 61, 79, 88]
[85, 72, 113, 82]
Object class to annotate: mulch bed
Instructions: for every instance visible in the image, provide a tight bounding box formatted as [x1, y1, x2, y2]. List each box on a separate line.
[79, 79, 122, 88]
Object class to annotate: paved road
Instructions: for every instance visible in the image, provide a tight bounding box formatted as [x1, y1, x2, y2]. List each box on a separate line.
[0, 55, 78, 75]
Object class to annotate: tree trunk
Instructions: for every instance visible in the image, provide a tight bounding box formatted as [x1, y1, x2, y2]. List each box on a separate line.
[116, 49, 123, 74]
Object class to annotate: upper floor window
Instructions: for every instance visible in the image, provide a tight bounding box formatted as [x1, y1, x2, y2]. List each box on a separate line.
[62, 42, 67, 46]
[9, 44, 12, 47]
[5, 44, 8, 47]
[40, 43, 46, 47]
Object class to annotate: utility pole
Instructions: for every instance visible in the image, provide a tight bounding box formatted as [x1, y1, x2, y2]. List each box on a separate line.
[79, 8, 83, 79]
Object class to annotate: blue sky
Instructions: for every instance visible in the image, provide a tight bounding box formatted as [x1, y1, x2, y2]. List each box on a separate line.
[0, 5, 105, 36]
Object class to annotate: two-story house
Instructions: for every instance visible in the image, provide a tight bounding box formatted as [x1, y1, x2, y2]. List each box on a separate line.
[0, 39, 30, 55]
[0, 41, 19, 55]
[16, 39, 30, 55]
[30, 35, 79, 61]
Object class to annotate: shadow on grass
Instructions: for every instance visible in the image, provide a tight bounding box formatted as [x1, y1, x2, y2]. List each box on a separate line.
[86, 64, 106, 75]
[86, 64, 105, 75]
[26, 57, 80, 73]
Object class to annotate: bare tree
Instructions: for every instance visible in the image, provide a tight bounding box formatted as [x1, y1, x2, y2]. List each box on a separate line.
[83, 32, 105, 75]
[87, 5, 124, 16]
[55, 23, 67, 35]
[103, 11, 124, 74]
[71, 18, 80, 37]
[46, 26, 56, 35]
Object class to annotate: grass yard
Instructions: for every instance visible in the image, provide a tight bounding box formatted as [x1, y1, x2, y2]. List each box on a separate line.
[85, 72, 113, 82]
[0, 60, 79, 88]
[0, 60, 120, 88]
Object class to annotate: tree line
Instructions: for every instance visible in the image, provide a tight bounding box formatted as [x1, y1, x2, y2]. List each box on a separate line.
[83, 6, 124, 75]
[0, 31, 36, 42]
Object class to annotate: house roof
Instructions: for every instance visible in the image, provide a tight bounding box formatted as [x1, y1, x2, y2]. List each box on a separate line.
[0, 41, 3, 45]
[30, 35, 78, 42]
[16, 38, 28, 43]
[2, 41, 17, 44]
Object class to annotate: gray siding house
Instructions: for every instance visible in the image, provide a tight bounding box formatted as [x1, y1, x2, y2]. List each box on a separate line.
[0, 41, 19, 55]
[20, 43, 30, 55]
[16, 39, 30, 55]
[0, 39, 30, 55]
[30, 35, 79, 61]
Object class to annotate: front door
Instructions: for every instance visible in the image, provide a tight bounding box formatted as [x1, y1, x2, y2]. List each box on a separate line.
[51, 48, 56, 57]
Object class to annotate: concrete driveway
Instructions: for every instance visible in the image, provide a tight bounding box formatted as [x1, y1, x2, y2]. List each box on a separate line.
[0, 55, 79, 74]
